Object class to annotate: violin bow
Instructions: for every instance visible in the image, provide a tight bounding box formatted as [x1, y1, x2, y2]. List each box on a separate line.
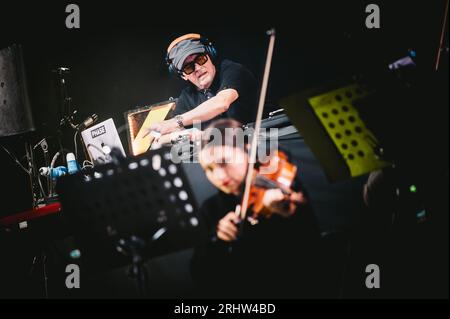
[239, 29, 276, 222]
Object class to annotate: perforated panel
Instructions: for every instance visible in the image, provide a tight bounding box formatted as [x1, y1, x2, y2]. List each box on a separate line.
[308, 84, 390, 177]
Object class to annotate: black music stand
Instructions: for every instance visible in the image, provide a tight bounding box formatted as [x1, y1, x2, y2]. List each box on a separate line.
[56, 147, 206, 297]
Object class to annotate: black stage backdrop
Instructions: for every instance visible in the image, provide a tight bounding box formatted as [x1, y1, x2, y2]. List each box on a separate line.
[0, 1, 446, 216]
[0, 1, 448, 299]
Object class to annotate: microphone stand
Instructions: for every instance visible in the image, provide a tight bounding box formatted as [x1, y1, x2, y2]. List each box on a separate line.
[33, 138, 53, 198]
[53, 66, 98, 166]
[54, 67, 74, 168]
[25, 139, 42, 207]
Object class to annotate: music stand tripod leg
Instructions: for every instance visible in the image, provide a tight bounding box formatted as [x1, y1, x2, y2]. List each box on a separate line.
[117, 236, 149, 298]
[28, 250, 49, 298]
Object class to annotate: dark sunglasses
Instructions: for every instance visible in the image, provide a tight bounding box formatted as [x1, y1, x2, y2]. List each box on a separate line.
[181, 53, 208, 75]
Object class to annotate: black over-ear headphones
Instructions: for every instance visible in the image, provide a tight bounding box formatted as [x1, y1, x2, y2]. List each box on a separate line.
[165, 33, 217, 77]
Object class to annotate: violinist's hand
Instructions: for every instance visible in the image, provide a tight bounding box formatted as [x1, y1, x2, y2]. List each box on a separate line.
[216, 212, 240, 242]
[262, 189, 307, 218]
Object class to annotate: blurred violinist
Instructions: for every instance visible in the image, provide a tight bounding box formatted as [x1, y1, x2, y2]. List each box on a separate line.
[191, 119, 325, 298]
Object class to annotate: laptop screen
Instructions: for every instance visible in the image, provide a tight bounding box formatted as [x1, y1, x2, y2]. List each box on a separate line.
[81, 118, 126, 164]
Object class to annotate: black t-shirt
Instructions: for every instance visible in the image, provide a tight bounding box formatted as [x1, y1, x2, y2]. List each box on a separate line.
[190, 175, 325, 298]
[174, 59, 258, 129]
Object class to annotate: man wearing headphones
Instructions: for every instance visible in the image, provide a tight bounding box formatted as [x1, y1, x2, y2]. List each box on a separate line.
[149, 33, 258, 138]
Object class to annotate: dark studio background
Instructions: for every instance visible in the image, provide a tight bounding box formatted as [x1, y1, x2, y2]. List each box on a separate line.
[0, 1, 448, 299]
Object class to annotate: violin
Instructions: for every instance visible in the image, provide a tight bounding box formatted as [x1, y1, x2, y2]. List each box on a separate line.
[246, 150, 300, 220]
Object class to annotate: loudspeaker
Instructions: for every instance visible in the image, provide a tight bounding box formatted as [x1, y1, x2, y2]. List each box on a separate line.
[0, 44, 34, 138]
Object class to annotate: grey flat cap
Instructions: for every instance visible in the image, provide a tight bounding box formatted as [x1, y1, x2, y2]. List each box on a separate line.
[168, 39, 205, 71]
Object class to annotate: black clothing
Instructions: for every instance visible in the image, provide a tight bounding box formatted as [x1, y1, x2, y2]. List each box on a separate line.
[190, 178, 325, 298]
[174, 59, 258, 129]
